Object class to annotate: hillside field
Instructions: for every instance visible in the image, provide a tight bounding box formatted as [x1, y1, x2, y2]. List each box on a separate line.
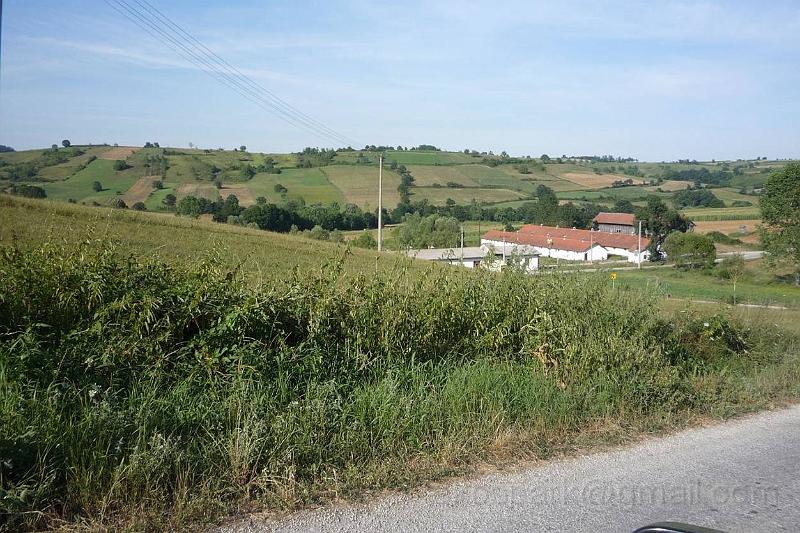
[0, 146, 785, 222]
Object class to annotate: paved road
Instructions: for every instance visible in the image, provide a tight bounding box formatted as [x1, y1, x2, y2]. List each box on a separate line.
[224, 405, 800, 533]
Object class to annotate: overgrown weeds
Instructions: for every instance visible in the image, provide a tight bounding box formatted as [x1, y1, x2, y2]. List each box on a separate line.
[0, 242, 798, 530]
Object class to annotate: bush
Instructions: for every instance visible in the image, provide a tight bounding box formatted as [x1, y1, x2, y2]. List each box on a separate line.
[113, 160, 130, 171]
[92, 181, 103, 192]
[351, 231, 377, 249]
[8, 184, 47, 199]
[112, 199, 128, 209]
[132, 202, 147, 211]
[663, 231, 716, 269]
[0, 243, 772, 530]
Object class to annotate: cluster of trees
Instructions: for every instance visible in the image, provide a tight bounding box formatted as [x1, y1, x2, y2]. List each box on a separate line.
[393, 213, 461, 248]
[0, 146, 85, 181]
[573, 155, 638, 163]
[297, 147, 337, 167]
[143, 141, 161, 148]
[760, 162, 800, 286]
[662, 167, 733, 186]
[634, 196, 691, 258]
[0, 145, 14, 153]
[7, 184, 47, 199]
[387, 185, 601, 230]
[389, 161, 416, 204]
[176, 195, 379, 234]
[610, 178, 637, 188]
[663, 232, 717, 269]
[360, 144, 440, 152]
[672, 188, 725, 208]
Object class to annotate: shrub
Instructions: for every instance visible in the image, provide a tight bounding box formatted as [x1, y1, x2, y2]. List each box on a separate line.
[132, 202, 147, 211]
[112, 199, 128, 209]
[113, 160, 130, 171]
[663, 231, 716, 269]
[92, 181, 103, 192]
[0, 243, 781, 530]
[351, 231, 377, 249]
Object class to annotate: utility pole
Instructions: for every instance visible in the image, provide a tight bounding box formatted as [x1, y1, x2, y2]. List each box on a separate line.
[460, 225, 464, 262]
[637, 220, 642, 269]
[377, 154, 383, 252]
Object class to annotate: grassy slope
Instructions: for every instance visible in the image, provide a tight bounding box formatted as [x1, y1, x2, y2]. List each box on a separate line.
[0, 196, 410, 277]
[617, 267, 800, 309]
[245, 168, 345, 205]
[3, 195, 800, 532]
[34, 159, 142, 203]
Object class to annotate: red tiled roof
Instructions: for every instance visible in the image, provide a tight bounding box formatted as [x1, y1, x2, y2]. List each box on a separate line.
[483, 229, 599, 253]
[514, 224, 650, 252]
[592, 212, 636, 226]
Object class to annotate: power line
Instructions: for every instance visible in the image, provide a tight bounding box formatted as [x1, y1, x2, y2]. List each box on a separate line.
[107, 0, 352, 146]
[104, 0, 357, 147]
[132, 0, 359, 147]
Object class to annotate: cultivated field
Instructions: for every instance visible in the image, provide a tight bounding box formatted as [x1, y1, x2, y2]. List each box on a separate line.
[410, 186, 527, 205]
[321, 165, 402, 207]
[99, 146, 139, 160]
[561, 172, 645, 188]
[121, 176, 160, 206]
[220, 183, 256, 206]
[246, 168, 345, 205]
[175, 182, 219, 201]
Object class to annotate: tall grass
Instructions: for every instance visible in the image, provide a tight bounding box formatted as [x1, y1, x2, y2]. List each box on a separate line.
[1, 242, 798, 530]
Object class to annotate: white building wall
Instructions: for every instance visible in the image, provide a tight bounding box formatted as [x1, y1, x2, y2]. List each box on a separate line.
[480, 239, 607, 262]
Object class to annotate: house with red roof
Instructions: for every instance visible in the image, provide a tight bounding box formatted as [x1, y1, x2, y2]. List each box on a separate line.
[482, 223, 650, 263]
[592, 212, 636, 235]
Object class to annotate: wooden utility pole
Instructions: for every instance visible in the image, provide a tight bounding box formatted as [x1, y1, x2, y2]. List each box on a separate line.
[377, 154, 383, 252]
[637, 220, 643, 269]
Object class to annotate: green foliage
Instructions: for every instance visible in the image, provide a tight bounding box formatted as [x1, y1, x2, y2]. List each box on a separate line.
[132, 202, 147, 211]
[760, 162, 800, 285]
[7, 184, 47, 199]
[162, 193, 177, 207]
[92, 181, 103, 192]
[394, 213, 460, 248]
[673, 188, 725, 208]
[636, 196, 691, 258]
[351, 231, 377, 249]
[112, 199, 128, 209]
[1, 243, 776, 529]
[113, 160, 130, 171]
[705, 231, 743, 245]
[663, 231, 717, 269]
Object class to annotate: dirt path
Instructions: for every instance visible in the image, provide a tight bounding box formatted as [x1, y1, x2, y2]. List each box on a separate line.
[121, 176, 159, 206]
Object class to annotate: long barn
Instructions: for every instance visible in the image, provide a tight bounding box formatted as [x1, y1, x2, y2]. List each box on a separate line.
[482, 224, 650, 263]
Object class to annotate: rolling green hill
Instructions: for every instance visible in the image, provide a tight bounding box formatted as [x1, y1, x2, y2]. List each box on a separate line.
[0, 145, 786, 220]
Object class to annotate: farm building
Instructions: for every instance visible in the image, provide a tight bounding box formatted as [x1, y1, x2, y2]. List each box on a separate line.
[593, 212, 636, 234]
[482, 224, 650, 263]
[406, 245, 539, 272]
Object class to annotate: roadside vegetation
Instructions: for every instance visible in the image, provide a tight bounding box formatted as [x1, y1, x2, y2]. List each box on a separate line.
[2, 239, 800, 531]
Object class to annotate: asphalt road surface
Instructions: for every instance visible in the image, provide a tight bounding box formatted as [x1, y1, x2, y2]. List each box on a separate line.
[224, 405, 800, 533]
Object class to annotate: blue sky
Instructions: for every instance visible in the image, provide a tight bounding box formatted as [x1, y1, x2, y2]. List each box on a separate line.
[1, 0, 799, 160]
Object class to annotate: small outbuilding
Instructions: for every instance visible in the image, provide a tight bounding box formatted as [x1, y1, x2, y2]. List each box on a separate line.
[406, 245, 539, 272]
[593, 212, 636, 235]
